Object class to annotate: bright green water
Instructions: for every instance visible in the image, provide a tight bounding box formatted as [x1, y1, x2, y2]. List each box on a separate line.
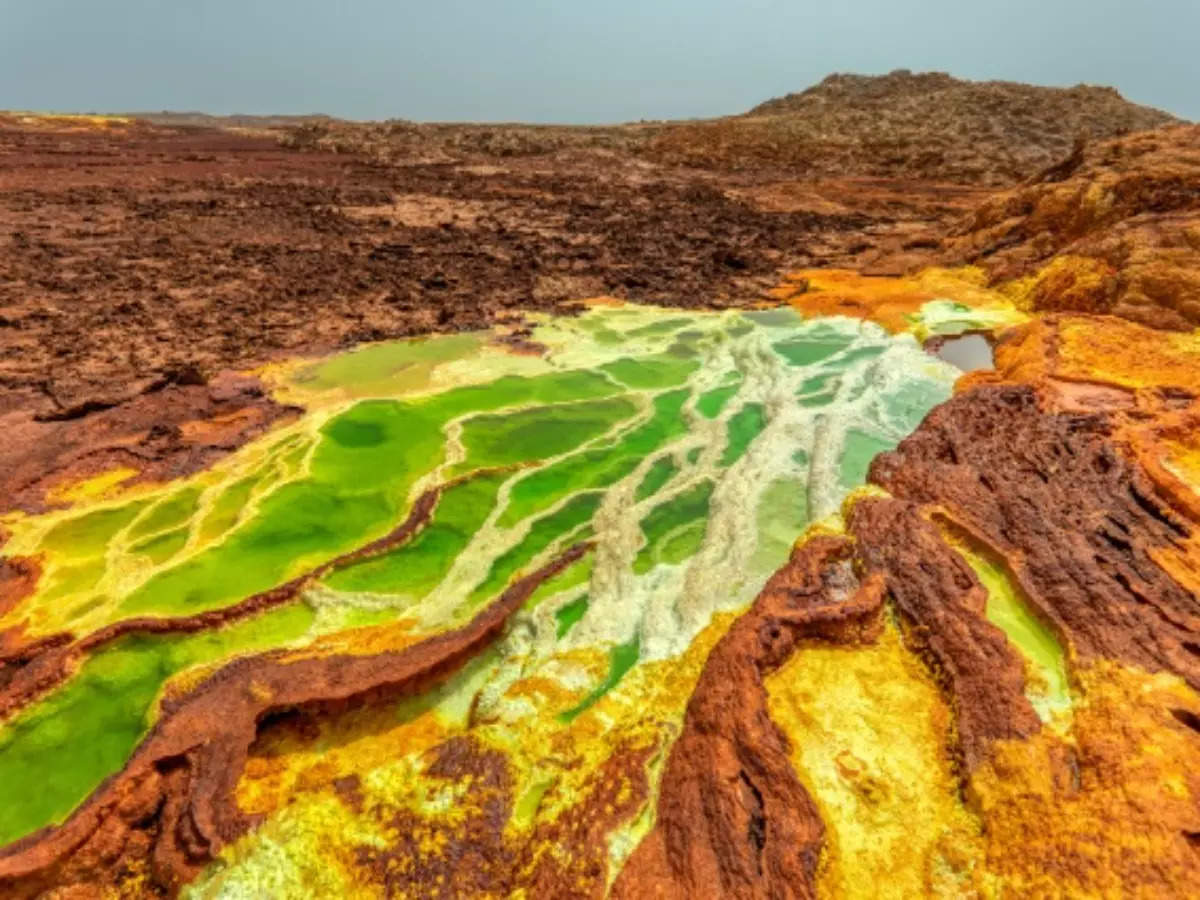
[720, 404, 768, 467]
[496, 389, 690, 527]
[452, 396, 638, 474]
[42, 502, 149, 560]
[325, 472, 509, 598]
[127, 486, 203, 543]
[773, 335, 853, 367]
[559, 634, 642, 722]
[197, 475, 258, 543]
[600, 354, 699, 390]
[0, 602, 314, 847]
[555, 595, 590, 639]
[696, 374, 742, 419]
[959, 545, 1072, 721]
[465, 492, 603, 611]
[525, 556, 594, 614]
[634, 481, 715, 574]
[0, 304, 963, 847]
[635, 457, 680, 503]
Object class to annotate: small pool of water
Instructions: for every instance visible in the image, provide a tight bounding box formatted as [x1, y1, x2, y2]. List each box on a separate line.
[951, 534, 1072, 723]
[933, 333, 994, 371]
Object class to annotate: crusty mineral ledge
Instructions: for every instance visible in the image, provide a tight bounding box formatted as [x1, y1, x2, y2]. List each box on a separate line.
[869, 380, 1200, 692]
[0, 477, 446, 719]
[938, 125, 1200, 330]
[847, 498, 1040, 769]
[0, 372, 299, 515]
[613, 536, 884, 900]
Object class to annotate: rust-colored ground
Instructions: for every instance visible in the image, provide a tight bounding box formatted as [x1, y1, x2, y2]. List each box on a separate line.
[0, 117, 957, 418]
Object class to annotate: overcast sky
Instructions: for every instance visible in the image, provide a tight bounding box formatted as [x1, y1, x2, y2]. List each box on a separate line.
[3, 0, 1197, 122]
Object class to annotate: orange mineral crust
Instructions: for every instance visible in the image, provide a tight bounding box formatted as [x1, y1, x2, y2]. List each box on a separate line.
[771, 268, 937, 331]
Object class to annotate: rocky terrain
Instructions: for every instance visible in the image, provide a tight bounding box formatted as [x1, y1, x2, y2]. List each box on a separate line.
[1, 72, 1198, 898]
[0, 116, 875, 416]
[939, 123, 1200, 329]
[651, 70, 1177, 182]
[0, 71, 1177, 420]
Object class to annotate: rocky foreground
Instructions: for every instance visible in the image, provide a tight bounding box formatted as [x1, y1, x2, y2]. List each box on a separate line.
[0, 74, 1198, 898]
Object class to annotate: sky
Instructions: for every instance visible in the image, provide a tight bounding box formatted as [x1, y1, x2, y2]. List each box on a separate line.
[3, 0, 1197, 123]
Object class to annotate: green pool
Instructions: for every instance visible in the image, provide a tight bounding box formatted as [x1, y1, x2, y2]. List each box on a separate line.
[0, 304, 964, 846]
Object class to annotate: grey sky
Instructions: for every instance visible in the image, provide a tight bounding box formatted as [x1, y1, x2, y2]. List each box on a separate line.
[3, 0, 1197, 123]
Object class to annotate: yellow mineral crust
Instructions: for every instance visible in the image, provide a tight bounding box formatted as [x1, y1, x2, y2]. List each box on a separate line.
[765, 617, 988, 899]
[206, 613, 739, 897]
[44, 466, 141, 507]
[997, 254, 1118, 314]
[1, 112, 133, 130]
[991, 313, 1200, 395]
[967, 661, 1200, 897]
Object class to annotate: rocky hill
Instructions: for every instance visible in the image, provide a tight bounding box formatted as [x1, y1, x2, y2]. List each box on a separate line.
[647, 70, 1180, 184]
[939, 123, 1200, 329]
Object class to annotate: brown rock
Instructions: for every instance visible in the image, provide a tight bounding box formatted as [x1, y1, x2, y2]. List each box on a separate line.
[614, 536, 883, 900]
[940, 125, 1200, 329]
[0, 373, 298, 514]
[869, 382, 1200, 691]
[848, 498, 1041, 769]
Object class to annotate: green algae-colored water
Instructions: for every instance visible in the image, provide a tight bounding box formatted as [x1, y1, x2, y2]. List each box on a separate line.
[559, 634, 642, 722]
[0, 304, 967, 847]
[555, 594, 590, 639]
[959, 547, 1072, 722]
[0, 602, 314, 846]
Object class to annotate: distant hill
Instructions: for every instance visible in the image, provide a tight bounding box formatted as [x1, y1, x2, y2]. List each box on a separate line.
[122, 111, 342, 129]
[90, 70, 1186, 187]
[648, 70, 1181, 185]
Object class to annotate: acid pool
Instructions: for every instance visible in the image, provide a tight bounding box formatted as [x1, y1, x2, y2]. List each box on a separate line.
[0, 304, 976, 850]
